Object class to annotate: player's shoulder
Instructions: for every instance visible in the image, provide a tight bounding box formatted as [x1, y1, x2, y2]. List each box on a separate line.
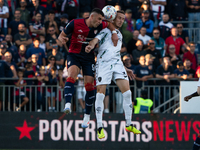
[73, 18, 85, 24]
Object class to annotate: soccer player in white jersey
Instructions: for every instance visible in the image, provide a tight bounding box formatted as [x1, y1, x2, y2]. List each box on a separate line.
[85, 10, 141, 139]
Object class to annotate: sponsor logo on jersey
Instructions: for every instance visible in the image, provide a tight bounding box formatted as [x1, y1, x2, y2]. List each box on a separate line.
[68, 61, 71, 65]
[98, 77, 102, 82]
[78, 29, 83, 32]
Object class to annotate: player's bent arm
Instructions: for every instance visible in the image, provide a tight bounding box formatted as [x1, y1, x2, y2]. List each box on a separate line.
[107, 22, 118, 46]
[58, 31, 69, 44]
[89, 38, 99, 48]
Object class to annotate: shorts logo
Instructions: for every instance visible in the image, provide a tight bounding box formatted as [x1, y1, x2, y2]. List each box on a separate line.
[98, 77, 102, 82]
[96, 107, 101, 113]
[68, 61, 71, 65]
[129, 104, 133, 109]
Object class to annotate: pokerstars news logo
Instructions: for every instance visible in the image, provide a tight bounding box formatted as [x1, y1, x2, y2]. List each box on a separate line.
[15, 120, 36, 140]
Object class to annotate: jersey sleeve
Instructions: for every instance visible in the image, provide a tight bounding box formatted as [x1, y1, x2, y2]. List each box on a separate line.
[102, 21, 108, 29]
[95, 29, 107, 41]
[63, 20, 74, 35]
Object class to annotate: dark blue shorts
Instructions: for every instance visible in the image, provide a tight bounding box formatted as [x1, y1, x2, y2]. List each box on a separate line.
[67, 53, 95, 77]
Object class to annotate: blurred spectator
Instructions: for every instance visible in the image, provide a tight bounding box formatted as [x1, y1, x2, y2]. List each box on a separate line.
[145, 54, 156, 75]
[138, 27, 151, 45]
[186, 0, 200, 42]
[0, 43, 7, 60]
[47, 67, 57, 112]
[8, 10, 26, 38]
[134, 55, 153, 89]
[0, 59, 17, 110]
[174, 61, 189, 80]
[63, 0, 79, 21]
[132, 40, 146, 65]
[45, 55, 57, 74]
[14, 23, 32, 48]
[136, 10, 154, 36]
[5, 35, 14, 48]
[151, 29, 165, 56]
[158, 13, 173, 40]
[156, 56, 174, 85]
[26, 38, 46, 66]
[127, 30, 139, 57]
[183, 59, 195, 78]
[59, 14, 69, 33]
[123, 54, 135, 84]
[17, 0, 30, 27]
[114, 4, 121, 11]
[40, 0, 56, 12]
[133, 89, 153, 114]
[37, 66, 49, 111]
[16, 45, 27, 67]
[146, 39, 162, 69]
[77, 70, 86, 112]
[0, 0, 9, 36]
[93, 0, 106, 10]
[45, 10, 59, 34]
[177, 23, 189, 44]
[79, 0, 92, 13]
[81, 11, 90, 18]
[121, 9, 136, 44]
[0, 34, 4, 43]
[165, 27, 189, 55]
[4, 52, 18, 79]
[30, 0, 47, 21]
[137, 1, 154, 21]
[47, 43, 64, 67]
[39, 35, 46, 52]
[45, 25, 62, 53]
[155, 56, 174, 107]
[165, 44, 182, 70]
[150, 0, 167, 27]
[14, 69, 29, 112]
[31, 54, 40, 74]
[183, 42, 198, 71]
[29, 12, 45, 40]
[169, 0, 188, 22]
[24, 62, 36, 86]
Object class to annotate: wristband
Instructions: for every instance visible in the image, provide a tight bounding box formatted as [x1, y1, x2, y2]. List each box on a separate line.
[112, 30, 117, 34]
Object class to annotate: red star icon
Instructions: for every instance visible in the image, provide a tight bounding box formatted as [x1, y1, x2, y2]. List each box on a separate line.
[15, 120, 35, 140]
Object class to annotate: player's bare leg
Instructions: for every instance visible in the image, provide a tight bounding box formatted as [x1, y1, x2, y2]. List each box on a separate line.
[94, 84, 107, 139]
[116, 79, 141, 134]
[81, 75, 95, 128]
[64, 65, 80, 114]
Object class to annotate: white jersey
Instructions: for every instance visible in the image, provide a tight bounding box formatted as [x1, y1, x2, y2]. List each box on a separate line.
[95, 28, 122, 62]
[94, 28, 129, 86]
[0, 6, 9, 28]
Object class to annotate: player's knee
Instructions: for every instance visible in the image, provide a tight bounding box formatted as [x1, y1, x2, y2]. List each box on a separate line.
[66, 77, 76, 83]
[123, 90, 131, 100]
[85, 83, 94, 91]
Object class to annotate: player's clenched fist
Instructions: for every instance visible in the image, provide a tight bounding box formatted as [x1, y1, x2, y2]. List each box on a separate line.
[85, 45, 94, 53]
[59, 36, 69, 44]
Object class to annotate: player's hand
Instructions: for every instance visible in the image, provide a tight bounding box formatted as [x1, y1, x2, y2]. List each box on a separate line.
[112, 33, 118, 46]
[85, 45, 93, 53]
[184, 95, 192, 102]
[126, 68, 135, 80]
[58, 36, 69, 44]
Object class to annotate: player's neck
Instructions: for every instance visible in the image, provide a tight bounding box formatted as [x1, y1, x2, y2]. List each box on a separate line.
[85, 18, 92, 28]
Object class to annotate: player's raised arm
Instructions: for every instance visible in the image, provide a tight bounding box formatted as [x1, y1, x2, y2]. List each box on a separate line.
[107, 22, 118, 46]
[85, 38, 99, 53]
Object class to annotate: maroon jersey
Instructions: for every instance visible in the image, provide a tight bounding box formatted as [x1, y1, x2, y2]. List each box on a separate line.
[63, 18, 108, 54]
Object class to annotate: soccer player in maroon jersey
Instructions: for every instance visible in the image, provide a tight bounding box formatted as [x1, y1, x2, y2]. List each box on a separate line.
[58, 8, 118, 128]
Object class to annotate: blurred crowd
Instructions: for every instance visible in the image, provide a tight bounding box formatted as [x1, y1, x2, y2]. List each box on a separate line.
[0, 0, 200, 112]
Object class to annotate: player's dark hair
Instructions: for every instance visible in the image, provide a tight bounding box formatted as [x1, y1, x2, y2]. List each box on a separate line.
[117, 10, 125, 15]
[141, 89, 148, 99]
[184, 58, 190, 62]
[91, 8, 104, 17]
[48, 10, 55, 15]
